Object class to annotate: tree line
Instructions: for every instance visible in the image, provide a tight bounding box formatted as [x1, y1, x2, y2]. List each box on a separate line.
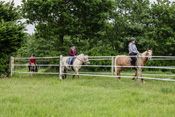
[1, 0, 175, 75]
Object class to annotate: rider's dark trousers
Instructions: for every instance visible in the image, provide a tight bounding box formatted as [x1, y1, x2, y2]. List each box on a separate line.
[28, 63, 37, 71]
[129, 53, 137, 66]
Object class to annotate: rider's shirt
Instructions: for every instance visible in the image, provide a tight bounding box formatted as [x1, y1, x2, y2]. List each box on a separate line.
[30, 57, 36, 64]
[129, 43, 138, 54]
[69, 49, 77, 56]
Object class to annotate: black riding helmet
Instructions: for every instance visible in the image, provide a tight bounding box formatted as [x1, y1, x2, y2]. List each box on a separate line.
[130, 37, 136, 41]
[32, 53, 35, 57]
[71, 44, 75, 47]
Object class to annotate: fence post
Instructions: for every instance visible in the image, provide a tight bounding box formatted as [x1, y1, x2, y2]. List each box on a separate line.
[10, 56, 14, 76]
[59, 55, 62, 80]
[137, 54, 141, 84]
[111, 57, 114, 75]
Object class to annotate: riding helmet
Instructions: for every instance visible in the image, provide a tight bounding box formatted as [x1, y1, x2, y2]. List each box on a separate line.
[130, 37, 136, 41]
[32, 53, 35, 56]
[71, 44, 75, 47]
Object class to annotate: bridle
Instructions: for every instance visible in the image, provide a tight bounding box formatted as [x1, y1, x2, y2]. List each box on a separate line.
[146, 51, 152, 60]
[75, 56, 86, 63]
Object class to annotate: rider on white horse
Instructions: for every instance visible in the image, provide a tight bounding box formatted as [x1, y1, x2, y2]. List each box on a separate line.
[69, 44, 77, 69]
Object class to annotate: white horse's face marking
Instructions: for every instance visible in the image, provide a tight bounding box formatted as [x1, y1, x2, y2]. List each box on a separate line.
[84, 55, 90, 65]
[147, 50, 152, 60]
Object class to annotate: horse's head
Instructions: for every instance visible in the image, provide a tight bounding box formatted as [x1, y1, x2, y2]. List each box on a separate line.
[146, 49, 153, 60]
[83, 55, 90, 65]
[78, 54, 90, 65]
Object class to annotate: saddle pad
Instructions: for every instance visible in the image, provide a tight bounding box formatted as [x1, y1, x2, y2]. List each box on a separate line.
[66, 57, 76, 65]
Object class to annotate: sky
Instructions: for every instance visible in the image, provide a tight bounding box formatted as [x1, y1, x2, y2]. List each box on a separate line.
[1, 0, 175, 34]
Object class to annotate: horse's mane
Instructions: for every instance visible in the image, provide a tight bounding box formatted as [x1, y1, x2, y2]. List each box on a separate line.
[78, 54, 84, 56]
[141, 51, 147, 56]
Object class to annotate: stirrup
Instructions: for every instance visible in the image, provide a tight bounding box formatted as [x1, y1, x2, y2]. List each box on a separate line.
[68, 66, 71, 70]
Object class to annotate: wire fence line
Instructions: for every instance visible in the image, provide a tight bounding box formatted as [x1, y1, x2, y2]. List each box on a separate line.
[81, 55, 175, 58]
[88, 59, 111, 60]
[15, 60, 50, 62]
[14, 55, 175, 59]
[14, 56, 60, 60]
[13, 64, 175, 70]
[77, 72, 175, 77]
[13, 70, 175, 77]
[14, 71, 59, 74]
[61, 73, 175, 82]
[14, 64, 60, 66]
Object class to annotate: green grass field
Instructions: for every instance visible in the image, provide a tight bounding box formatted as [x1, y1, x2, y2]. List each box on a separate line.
[0, 73, 175, 117]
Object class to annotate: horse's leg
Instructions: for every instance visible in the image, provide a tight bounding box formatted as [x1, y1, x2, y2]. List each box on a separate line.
[28, 65, 30, 71]
[61, 66, 65, 80]
[72, 68, 75, 79]
[64, 69, 67, 79]
[75, 68, 79, 79]
[72, 68, 79, 79]
[72, 75, 75, 79]
[117, 68, 121, 81]
[132, 72, 137, 80]
[36, 65, 38, 72]
[141, 70, 146, 83]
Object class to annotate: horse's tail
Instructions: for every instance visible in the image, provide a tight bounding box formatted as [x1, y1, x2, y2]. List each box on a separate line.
[61, 58, 65, 72]
[115, 56, 118, 75]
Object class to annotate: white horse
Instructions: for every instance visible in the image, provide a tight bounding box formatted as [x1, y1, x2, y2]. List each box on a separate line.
[61, 54, 90, 79]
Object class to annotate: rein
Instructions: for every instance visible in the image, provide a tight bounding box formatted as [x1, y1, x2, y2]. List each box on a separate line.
[75, 56, 85, 63]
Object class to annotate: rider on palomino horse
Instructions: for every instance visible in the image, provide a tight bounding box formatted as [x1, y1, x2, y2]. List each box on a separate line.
[28, 54, 37, 71]
[115, 37, 152, 83]
[69, 44, 77, 69]
[129, 37, 139, 69]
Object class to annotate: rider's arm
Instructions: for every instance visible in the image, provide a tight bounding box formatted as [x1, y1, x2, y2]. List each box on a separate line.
[75, 50, 77, 56]
[69, 49, 74, 56]
[33, 58, 36, 64]
[129, 44, 138, 54]
[29, 58, 32, 64]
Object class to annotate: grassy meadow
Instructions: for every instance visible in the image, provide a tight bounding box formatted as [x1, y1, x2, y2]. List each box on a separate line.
[0, 73, 175, 117]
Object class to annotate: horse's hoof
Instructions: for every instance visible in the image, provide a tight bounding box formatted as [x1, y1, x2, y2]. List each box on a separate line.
[142, 81, 146, 84]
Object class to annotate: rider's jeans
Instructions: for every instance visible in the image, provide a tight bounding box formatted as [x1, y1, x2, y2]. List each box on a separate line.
[69, 57, 74, 65]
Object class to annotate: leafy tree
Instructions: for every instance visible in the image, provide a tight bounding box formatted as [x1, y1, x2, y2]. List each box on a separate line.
[151, 0, 175, 55]
[0, 1, 25, 75]
[21, 0, 114, 49]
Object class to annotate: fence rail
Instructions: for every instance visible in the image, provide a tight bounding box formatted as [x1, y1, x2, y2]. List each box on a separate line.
[14, 64, 60, 66]
[11, 55, 175, 83]
[14, 56, 60, 60]
[62, 73, 175, 82]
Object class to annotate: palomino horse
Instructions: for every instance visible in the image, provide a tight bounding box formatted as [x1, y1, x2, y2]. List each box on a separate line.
[61, 54, 90, 79]
[30, 63, 38, 72]
[115, 49, 152, 83]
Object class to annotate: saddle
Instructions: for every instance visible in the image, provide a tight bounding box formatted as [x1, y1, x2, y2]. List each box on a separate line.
[66, 57, 76, 65]
[130, 57, 137, 70]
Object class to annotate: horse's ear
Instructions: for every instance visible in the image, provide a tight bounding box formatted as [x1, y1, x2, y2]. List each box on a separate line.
[151, 48, 152, 51]
[147, 48, 149, 51]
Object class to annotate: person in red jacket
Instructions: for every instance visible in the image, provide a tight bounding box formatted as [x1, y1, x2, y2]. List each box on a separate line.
[69, 44, 77, 67]
[30, 54, 36, 64]
[28, 54, 37, 71]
